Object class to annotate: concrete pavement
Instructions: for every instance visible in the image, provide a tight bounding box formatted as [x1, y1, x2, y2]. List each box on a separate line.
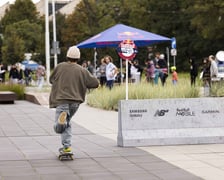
[0, 88, 223, 179]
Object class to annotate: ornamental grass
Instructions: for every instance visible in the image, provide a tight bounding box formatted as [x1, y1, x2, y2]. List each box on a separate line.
[87, 75, 200, 111]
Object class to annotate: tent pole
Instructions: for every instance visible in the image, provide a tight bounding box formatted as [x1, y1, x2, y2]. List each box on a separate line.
[94, 48, 97, 77]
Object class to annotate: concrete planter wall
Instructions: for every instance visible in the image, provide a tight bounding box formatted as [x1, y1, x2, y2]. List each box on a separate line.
[117, 98, 224, 147]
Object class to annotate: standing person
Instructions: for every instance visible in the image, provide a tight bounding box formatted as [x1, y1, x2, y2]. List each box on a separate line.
[0, 63, 6, 83]
[202, 57, 211, 87]
[208, 55, 218, 82]
[145, 59, 155, 84]
[133, 59, 143, 82]
[104, 55, 118, 89]
[130, 61, 138, 83]
[189, 57, 198, 86]
[49, 46, 99, 154]
[99, 58, 107, 86]
[17, 64, 23, 84]
[9, 64, 19, 84]
[87, 60, 94, 75]
[201, 57, 211, 96]
[153, 52, 160, 84]
[147, 46, 154, 60]
[158, 54, 168, 86]
[24, 67, 32, 86]
[81, 61, 88, 70]
[36, 63, 45, 89]
[171, 66, 178, 85]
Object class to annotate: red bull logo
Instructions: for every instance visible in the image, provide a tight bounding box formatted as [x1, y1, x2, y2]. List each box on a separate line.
[117, 39, 138, 60]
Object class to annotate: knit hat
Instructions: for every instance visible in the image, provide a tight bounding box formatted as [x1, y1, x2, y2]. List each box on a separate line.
[66, 46, 80, 59]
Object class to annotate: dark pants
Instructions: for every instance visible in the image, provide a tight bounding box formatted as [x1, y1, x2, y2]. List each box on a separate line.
[100, 76, 107, 86]
[191, 75, 197, 86]
[106, 80, 114, 90]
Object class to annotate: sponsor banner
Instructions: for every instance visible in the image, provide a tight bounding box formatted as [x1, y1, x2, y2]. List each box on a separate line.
[117, 98, 224, 147]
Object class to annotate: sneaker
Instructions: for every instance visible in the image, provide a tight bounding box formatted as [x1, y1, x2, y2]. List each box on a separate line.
[58, 112, 67, 125]
[59, 147, 72, 153]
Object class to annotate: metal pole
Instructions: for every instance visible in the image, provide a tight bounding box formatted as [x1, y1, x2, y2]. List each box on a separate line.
[45, 0, 50, 85]
[52, 0, 58, 68]
[125, 60, 128, 100]
[173, 56, 176, 67]
[166, 47, 170, 75]
[120, 58, 123, 84]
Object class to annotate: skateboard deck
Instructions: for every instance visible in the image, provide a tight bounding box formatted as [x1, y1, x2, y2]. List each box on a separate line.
[58, 152, 74, 161]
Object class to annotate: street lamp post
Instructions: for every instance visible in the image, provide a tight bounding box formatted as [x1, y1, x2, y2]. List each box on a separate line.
[45, 0, 50, 85]
[52, 0, 58, 68]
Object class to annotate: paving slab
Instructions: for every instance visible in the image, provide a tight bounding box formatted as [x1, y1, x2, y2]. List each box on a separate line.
[0, 98, 203, 180]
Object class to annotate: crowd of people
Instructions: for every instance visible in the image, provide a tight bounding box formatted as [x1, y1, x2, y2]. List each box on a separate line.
[189, 54, 219, 88]
[78, 49, 173, 89]
[80, 49, 221, 92]
[0, 62, 46, 88]
[81, 55, 118, 90]
[200, 55, 218, 87]
[145, 52, 170, 86]
[1, 48, 220, 93]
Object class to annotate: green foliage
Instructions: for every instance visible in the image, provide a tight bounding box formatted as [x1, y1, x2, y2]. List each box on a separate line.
[2, 34, 25, 64]
[2, 20, 42, 64]
[0, 84, 25, 100]
[0, 0, 43, 65]
[60, 0, 224, 72]
[0, 0, 224, 72]
[189, 0, 224, 40]
[1, 0, 39, 30]
[87, 76, 200, 111]
[7, 20, 42, 52]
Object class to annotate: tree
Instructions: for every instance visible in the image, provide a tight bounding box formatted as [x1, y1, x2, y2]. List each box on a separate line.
[1, 0, 39, 32]
[2, 20, 43, 64]
[187, 0, 224, 57]
[1, 0, 221, 71]
[6, 20, 42, 52]
[59, 0, 224, 71]
[189, 0, 224, 40]
[2, 33, 25, 64]
[0, 0, 43, 65]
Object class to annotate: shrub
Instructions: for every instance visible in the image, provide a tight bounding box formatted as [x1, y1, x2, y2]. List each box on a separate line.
[0, 84, 25, 100]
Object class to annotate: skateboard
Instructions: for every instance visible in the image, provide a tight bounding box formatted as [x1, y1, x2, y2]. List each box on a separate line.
[58, 152, 74, 161]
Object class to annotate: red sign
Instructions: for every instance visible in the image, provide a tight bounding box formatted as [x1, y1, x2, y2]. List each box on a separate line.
[117, 40, 137, 60]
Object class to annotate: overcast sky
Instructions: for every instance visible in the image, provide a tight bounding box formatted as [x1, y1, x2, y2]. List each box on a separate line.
[0, 0, 40, 7]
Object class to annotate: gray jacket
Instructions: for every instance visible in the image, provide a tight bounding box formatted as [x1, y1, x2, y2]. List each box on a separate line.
[49, 62, 99, 108]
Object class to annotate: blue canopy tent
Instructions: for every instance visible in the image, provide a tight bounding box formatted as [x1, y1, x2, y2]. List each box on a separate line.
[76, 23, 171, 74]
[76, 24, 171, 100]
[21, 60, 39, 71]
[77, 24, 171, 48]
